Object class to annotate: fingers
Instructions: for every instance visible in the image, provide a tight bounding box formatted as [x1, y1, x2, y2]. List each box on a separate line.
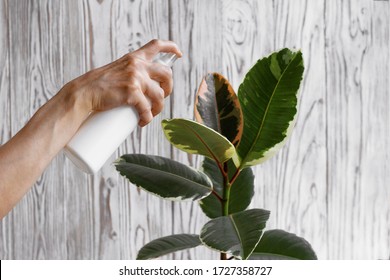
[133, 39, 183, 60]
[147, 63, 173, 97]
[125, 77, 166, 126]
[127, 89, 153, 127]
[144, 79, 165, 116]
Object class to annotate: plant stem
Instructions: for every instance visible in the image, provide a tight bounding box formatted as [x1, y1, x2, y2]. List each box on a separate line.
[220, 162, 231, 260]
[222, 182, 231, 216]
[221, 162, 230, 216]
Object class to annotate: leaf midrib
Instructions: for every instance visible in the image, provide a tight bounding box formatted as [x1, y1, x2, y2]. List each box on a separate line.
[211, 77, 222, 135]
[181, 120, 229, 164]
[229, 214, 244, 259]
[240, 52, 299, 167]
[117, 161, 212, 192]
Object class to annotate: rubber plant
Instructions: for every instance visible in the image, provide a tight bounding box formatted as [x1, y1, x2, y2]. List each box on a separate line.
[115, 49, 317, 260]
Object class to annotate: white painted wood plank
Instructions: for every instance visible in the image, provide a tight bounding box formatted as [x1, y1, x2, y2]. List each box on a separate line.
[110, 0, 174, 260]
[169, 0, 223, 259]
[325, 0, 390, 259]
[0, 0, 11, 259]
[222, 0, 328, 260]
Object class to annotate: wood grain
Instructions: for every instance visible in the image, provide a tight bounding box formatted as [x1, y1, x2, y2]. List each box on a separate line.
[0, 0, 10, 257]
[325, 0, 390, 259]
[169, 0, 223, 260]
[0, 0, 389, 260]
[251, 0, 328, 259]
[111, 0, 174, 260]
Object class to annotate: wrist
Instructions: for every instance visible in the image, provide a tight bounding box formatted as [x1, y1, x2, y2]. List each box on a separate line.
[59, 79, 92, 119]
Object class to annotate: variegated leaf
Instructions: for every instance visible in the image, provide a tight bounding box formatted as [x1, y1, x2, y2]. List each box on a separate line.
[195, 73, 243, 147]
[115, 154, 212, 201]
[162, 118, 236, 164]
[237, 49, 304, 168]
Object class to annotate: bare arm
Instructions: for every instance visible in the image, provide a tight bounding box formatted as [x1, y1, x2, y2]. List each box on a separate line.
[0, 39, 182, 219]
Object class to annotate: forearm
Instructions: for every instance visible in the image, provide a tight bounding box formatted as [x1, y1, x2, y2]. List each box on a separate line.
[0, 83, 89, 218]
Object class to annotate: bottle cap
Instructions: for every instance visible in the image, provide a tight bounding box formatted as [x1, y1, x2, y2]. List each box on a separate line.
[153, 52, 178, 67]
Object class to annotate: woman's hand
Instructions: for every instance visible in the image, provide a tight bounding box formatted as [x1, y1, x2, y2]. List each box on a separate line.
[67, 39, 182, 126]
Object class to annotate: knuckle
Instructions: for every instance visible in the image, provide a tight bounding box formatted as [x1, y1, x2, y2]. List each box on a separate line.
[125, 56, 137, 68]
[158, 87, 165, 98]
[128, 70, 141, 82]
[123, 53, 134, 62]
[150, 39, 160, 47]
[125, 54, 144, 69]
[125, 78, 139, 91]
[161, 66, 172, 78]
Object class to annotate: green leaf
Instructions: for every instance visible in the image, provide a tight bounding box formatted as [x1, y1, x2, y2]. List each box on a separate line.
[137, 234, 202, 260]
[162, 118, 236, 164]
[200, 209, 270, 259]
[237, 49, 304, 168]
[249, 229, 317, 260]
[115, 154, 212, 201]
[194, 73, 243, 147]
[199, 158, 254, 218]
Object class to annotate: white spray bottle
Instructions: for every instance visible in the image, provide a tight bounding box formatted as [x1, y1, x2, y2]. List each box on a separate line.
[63, 52, 177, 174]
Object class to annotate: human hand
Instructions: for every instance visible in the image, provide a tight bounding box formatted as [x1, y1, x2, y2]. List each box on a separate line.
[67, 39, 182, 126]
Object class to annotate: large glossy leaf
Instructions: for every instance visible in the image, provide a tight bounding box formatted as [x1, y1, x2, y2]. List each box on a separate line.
[199, 158, 254, 218]
[115, 154, 212, 201]
[200, 209, 270, 259]
[162, 118, 236, 164]
[237, 49, 304, 168]
[249, 229, 317, 260]
[137, 234, 202, 260]
[194, 73, 243, 147]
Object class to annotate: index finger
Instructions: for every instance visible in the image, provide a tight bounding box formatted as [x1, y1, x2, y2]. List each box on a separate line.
[132, 39, 183, 60]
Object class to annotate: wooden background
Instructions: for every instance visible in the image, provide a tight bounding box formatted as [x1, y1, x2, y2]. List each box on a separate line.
[0, 0, 389, 260]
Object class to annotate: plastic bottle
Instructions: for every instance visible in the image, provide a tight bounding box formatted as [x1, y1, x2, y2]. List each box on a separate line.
[63, 52, 177, 174]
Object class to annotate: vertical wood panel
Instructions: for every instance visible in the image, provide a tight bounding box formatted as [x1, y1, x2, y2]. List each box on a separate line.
[84, 0, 119, 259]
[112, 0, 173, 260]
[0, 0, 10, 258]
[222, 0, 328, 259]
[60, 0, 94, 259]
[358, 0, 390, 260]
[267, 0, 328, 259]
[28, 0, 63, 259]
[325, 0, 390, 259]
[0, 0, 10, 144]
[169, 0, 223, 259]
[3, 0, 36, 259]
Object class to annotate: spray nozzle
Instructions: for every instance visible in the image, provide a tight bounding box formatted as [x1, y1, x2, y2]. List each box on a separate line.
[153, 52, 178, 67]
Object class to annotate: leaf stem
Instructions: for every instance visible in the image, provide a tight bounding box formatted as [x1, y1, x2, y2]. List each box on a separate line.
[211, 189, 223, 202]
[229, 166, 241, 186]
[216, 160, 228, 178]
